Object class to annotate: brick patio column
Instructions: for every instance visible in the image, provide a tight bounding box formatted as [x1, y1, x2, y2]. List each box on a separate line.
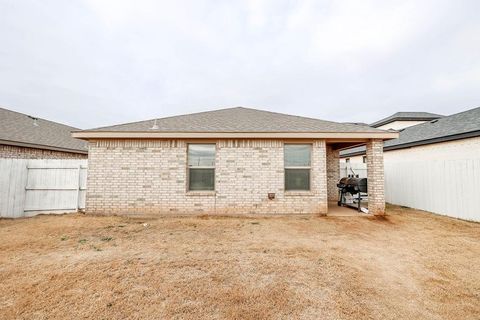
[326, 145, 340, 201]
[314, 140, 328, 215]
[366, 139, 385, 215]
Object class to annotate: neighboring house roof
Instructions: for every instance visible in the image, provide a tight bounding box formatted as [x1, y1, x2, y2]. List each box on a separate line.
[370, 111, 444, 128]
[343, 122, 371, 127]
[340, 107, 480, 157]
[73, 107, 397, 139]
[0, 107, 88, 154]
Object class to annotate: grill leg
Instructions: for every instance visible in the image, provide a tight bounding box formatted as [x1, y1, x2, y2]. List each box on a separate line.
[358, 192, 361, 212]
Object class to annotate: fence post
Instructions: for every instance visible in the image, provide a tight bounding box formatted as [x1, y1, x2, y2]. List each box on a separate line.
[75, 164, 81, 211]
[22, 162, 29, 217]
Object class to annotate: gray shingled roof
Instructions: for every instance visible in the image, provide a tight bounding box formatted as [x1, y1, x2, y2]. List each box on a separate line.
[370, 111, 444, 128]
[84, 107, 386, 133]
[0, 107, 88, 153]
[340, 107, 480, 157]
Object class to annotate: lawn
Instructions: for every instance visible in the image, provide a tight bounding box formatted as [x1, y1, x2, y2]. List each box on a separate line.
[0, 206, 479, 320]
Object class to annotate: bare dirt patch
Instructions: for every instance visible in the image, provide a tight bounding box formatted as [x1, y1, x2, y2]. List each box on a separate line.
[0, 205, 479, 319]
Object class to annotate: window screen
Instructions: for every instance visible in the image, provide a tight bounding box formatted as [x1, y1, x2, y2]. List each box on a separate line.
[188, 144, 215, 191]
[284, 144, 311, 191]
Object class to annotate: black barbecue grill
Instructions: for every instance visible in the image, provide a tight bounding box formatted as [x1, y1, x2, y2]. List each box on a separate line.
[337, 177, 368, 212]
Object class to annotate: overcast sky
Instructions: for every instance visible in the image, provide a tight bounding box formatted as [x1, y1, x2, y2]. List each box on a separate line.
[1, 0, 479, 129]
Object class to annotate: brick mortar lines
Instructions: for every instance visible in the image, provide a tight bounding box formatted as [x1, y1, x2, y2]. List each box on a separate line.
[86, 139, 328, 215]
[366, 139, 385, 215]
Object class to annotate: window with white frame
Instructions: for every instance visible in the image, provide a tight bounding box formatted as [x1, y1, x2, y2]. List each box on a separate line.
[284, 144, 311, 191]
[187, 144, 215, 191]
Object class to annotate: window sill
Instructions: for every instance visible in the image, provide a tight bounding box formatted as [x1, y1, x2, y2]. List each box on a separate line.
[284, 191, 314, 196]
[186, 191, 216, 196]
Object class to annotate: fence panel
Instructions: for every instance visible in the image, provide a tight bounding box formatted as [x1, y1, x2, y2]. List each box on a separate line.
[0, 159, 87, 218]
[340, 162, 367, 178]
[385, 159, 480, 221]
[0, 159, 29, 218]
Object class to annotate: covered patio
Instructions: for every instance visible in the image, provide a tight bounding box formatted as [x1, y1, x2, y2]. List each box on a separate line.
[326, 138, 385, 216]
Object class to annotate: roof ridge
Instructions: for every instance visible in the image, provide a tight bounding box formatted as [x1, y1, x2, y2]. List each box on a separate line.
[394, 111, 442, 113]
[235, 106, 333, 123]
[82, 106, 248, 131]
[82, 105, 388, 133]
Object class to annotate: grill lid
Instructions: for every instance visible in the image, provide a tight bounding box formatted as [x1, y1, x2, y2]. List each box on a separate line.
[337, 177, 368, 193]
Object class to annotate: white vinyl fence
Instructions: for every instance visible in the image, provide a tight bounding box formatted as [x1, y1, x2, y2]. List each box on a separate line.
[340, 162, 367, 178]
[385, 159, 480, 222]
[0, 159, 87, 218]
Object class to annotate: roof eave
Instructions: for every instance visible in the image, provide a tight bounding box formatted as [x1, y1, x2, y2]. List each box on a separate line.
[339, 150, 367, 158]
[384, 130, 480, 152]
[371, 116, 442, 128]
[0, 139, 88, 154]
[339, 130, 480, 157]
[72, 131, 399, 140]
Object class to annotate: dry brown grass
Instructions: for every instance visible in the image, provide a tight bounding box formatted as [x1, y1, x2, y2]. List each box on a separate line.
[0, 205, 479, 320]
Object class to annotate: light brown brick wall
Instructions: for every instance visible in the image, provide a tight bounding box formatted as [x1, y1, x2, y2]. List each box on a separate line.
[366, 139, 385, 215]
[86, 139, 328, 215]
[326, 145, 340, 201]
[0, 144, 87, 159]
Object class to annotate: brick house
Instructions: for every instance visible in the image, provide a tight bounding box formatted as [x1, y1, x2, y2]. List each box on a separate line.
[73, 107, 397, 216]
[0, 107, 88, 159]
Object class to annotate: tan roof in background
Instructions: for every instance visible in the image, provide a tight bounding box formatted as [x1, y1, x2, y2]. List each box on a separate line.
[0, 107, 88, 153]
